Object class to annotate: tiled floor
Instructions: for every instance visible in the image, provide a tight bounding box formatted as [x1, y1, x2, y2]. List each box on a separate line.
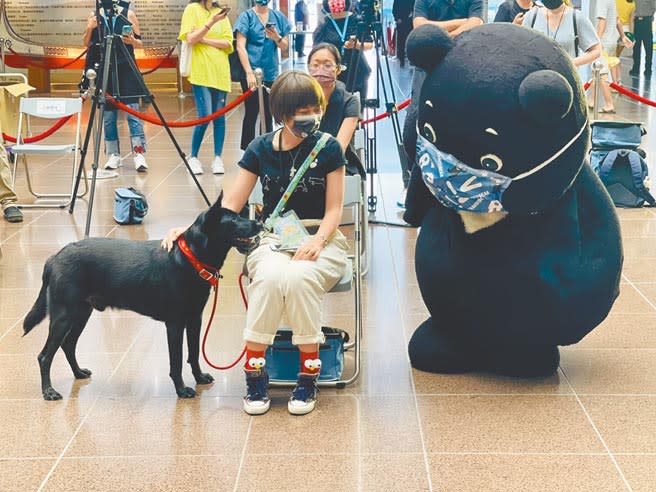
[1, 61, 656, 491]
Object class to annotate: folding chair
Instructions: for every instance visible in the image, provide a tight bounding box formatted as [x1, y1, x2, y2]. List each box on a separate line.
[9, 97, 87, 208]
[247, 174, 363, 387]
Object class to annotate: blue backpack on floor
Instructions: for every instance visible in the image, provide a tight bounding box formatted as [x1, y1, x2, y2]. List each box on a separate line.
[113, 187, 149, 225]
[596, 149, 655, 208]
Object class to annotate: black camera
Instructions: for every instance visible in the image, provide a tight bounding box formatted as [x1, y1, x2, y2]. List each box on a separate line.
[358, 0, 380, 25]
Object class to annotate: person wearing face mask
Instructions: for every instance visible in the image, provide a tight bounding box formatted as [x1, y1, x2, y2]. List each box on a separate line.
[313, 0, 373, 104]
[308, 42, 365, 177]
[162, 71, 348, 416]
[234, 0, 291, 150]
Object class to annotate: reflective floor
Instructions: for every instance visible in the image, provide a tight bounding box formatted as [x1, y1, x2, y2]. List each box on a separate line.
[1, 60, 656, 491]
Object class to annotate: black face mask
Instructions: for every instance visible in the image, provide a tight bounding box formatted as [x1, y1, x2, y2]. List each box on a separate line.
[541, 0, 563, 9]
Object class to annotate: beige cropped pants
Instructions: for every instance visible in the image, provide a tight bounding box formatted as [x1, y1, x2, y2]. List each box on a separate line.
[0, 121, 18, 209]
[244, 229, 349, 346]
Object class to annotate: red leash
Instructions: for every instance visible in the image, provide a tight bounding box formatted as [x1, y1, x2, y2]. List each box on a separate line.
[177, 237, 249, 370]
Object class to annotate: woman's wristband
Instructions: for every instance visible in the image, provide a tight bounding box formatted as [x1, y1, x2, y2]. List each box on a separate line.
[203, 24, 211, 30]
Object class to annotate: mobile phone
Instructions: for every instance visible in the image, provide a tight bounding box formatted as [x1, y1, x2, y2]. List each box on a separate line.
[121, 25, 133, 36]
[266, 22, 275, 28]
[219, 7, 231, 15]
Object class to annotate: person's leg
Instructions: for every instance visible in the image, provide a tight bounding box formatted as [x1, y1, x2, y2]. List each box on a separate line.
[191, 84, 211, 158]
[210, 88, 227, 157]
[263, 81, 274, 133]
[240, 78, 257, 150]
[632, 18, 645, 74]
[125, 102, 148, 171]
[285, 231, 348, 414]
[103, 107, 121, 169]
[0, 136, 22, 222]
[645, 17, 654, 75]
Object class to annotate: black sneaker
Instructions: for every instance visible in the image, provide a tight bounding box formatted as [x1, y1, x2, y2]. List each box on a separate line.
[288, 373, 319, 415]
[3, 206, 23, 223]
[243, 369, 270, 415]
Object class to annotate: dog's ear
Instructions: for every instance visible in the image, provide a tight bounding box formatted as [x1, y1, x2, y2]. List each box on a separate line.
[205, 192, 225, 222]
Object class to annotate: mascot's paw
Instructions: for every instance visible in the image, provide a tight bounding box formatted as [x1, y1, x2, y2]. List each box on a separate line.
[487, 345, 560, 378]
[408, 319, 484, 373]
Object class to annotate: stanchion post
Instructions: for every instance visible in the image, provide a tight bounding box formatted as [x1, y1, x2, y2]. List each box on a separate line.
[177, 41, 186, 100]
[0, 38, 6, 73]
[592, 60, 602, 121]
[254, 68, 266, 136]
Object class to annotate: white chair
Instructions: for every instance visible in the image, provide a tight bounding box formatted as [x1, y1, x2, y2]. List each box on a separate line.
[247, 175, 363, 387]
[9, 97, 87, 208]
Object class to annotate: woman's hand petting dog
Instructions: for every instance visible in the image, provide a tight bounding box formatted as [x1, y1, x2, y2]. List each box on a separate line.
[162, 226, 187, 251]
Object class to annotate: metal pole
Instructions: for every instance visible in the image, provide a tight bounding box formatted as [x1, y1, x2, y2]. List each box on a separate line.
[0, 38, 6, 73]
[177, 40, 186, 100]
[254, 68, 266, 136]
[592, 60, 601, 121]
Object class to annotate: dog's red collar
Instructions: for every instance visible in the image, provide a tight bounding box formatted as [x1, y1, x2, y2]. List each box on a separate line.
[177, 237, 221, 287]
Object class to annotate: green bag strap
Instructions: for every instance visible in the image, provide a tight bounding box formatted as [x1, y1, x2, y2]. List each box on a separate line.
[264, 132, 331, 230]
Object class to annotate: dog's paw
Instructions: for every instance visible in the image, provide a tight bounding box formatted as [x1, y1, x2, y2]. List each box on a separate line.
[194, 372, 214, 385]
[42, 387, 63, 401]
[73, 368, 92, 379]
[177, 386, 197, 398]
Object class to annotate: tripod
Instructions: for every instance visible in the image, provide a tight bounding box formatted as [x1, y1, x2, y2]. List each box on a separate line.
[69, 0, 210, 237]
[346, 14, 409, 218]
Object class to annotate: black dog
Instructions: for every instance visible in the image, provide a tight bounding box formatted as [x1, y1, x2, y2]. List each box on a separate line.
[23, 194, 261, 400]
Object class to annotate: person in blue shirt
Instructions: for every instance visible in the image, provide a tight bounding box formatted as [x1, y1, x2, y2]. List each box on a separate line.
[235, 0, 291, 150]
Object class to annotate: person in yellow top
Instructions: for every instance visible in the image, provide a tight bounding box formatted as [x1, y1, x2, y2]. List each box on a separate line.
[615, 0, 636, 83]
[179, 0, 233, 175]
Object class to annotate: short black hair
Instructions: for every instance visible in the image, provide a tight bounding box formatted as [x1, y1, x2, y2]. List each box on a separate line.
[269, 70, 326, 123]
[308, 42, 342, 66]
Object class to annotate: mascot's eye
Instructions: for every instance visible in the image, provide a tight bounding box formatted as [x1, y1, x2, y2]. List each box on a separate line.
[480, 154, 503, 172]
[422, 123, 437, 143]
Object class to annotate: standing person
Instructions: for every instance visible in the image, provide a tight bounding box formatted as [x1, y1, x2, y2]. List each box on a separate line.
[308, 42, 365, 177]
[615, 0, 635, 85]
[593, 0, 634, 112]
[82, 7, 149, 172]
[179, 1, 233, 175]
[393, 0, 415, 67]
[0, 125, 22, 223]
[313, 0, 373, 103]
[400, 0, 483, 208]
[630, 0, 654, 76]
[235, 0, 291, 151]
[295, 0, 310, 58]
[518, 1, 602, 67]
[163, 71, 348, 416]
[494, 0, 534, 22]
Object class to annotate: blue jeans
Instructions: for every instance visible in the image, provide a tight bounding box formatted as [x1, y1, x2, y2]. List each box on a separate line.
[191, 84, 227, 158]
[103, 102, 147, 155]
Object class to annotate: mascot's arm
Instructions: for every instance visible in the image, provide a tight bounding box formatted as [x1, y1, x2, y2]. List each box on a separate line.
[404, 164, 435, 226]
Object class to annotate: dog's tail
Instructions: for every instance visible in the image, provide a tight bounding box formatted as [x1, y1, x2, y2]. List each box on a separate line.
[23, 263, 50, 336]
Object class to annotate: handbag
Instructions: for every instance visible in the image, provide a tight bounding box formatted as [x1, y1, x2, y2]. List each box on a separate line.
[265, 327, 349, 381]
[113, 187, 149, 225]
[179, 40, 192, 77]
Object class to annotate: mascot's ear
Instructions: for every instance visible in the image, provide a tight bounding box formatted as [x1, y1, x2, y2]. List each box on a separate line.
[519, 70, 573, 126]
[407, 24, 454, 72]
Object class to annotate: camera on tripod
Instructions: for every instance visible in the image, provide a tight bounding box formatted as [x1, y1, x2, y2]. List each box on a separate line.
[357, 0, 381, 26]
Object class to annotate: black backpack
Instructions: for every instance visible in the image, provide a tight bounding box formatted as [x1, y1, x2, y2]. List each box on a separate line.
[597, 149, 656, 208]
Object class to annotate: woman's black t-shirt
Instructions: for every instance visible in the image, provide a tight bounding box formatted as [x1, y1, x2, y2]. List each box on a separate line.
[238, 131, 346, 220]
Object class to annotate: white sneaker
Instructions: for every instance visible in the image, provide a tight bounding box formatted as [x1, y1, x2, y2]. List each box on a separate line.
[187, 157, 203, 175]
[133, 153, 148, 172]
[211, 156, 225, 174]
[104, 154, 121, 170]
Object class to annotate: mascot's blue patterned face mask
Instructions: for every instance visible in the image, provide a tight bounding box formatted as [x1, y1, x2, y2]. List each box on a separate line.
[417, 122, 587, 213]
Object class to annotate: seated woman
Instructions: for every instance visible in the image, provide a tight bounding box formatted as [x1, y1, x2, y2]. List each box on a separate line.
[162, 71, 348, 416]
[308, 42, 365, 177]
[313, 0, 373, 104]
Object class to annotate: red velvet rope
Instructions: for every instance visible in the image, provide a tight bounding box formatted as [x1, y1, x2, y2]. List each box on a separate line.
[610, 82, 656, 108]
[7, 47, 89, 70]
[2, 115, 73, 144]
[140, 46, 176, 76]
[106, 88, 255, 127]
[583, 80, 591, 90]
[360, 98, 411, 126]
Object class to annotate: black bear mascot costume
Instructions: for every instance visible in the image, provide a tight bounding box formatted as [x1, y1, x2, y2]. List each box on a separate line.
[404, 23, 623, 377]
